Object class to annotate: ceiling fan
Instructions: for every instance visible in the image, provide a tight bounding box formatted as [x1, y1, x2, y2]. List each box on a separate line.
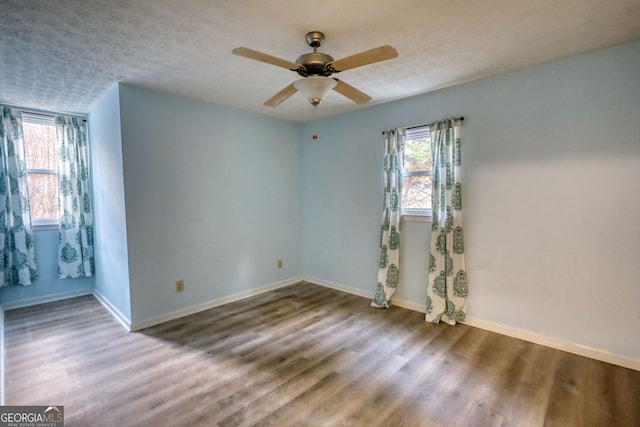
[232, 31, 398, 108]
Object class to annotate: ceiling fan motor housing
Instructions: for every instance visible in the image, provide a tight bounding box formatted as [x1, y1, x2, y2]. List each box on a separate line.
[295, 52, 335, 77]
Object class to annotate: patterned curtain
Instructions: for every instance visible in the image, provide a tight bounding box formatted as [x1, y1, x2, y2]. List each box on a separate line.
[56, 115, 94, 278]
[0, 106, 38, 286]
[426, 119, 467, 324]
[372, 129, 405, 308]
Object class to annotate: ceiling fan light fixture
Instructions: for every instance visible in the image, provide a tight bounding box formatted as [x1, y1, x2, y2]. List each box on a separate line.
[294, 76, 336, 107]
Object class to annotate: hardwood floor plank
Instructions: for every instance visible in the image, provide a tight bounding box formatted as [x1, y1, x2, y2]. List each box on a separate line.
[4, 282, 639, 427]
[543, 352, 590, 426]
[498, 343, 559, 427]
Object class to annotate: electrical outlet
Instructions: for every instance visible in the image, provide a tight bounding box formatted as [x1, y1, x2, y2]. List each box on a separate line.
[176, 280, 184, 292]
[278, 260, 283, 269]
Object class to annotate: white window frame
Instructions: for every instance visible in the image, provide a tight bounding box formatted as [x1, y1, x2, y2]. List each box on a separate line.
[22, 112, 59, 228]
[401, 126, 432, 220]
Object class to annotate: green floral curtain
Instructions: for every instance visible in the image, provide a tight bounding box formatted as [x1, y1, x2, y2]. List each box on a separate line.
[56, 115, 94, 278]
[426, 119, 467, 324]
[372, 129, 404, 308]
[0, 106, 38, 286]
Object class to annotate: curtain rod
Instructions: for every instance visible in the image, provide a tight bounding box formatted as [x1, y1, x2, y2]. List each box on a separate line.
[407, 116, 464, 130]
[382, 116, 464, 134]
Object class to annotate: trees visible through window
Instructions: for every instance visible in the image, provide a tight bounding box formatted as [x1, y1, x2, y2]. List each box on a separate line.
[402, 127, 432, 216]
[22, 116, 58, 222]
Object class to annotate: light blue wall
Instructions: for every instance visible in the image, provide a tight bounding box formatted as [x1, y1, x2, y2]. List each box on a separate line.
[88, 84, 132, 321]
[300, 113, 389, 290]
[118, 85, 301, 323]
[0, 228, 94, 306]
[301, 40, 640, 360]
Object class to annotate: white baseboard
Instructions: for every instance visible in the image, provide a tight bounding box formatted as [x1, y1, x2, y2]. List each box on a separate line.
[92, 289, 132, 332]
[129, 276, 304, 331]
[303, 277, 640, 371]
[389, 297, 428, 313]
[462, 316, 640, 371]
[1, 288, 93, 311]
[6, 276, 637, 371]
[302, 276, 372, 299]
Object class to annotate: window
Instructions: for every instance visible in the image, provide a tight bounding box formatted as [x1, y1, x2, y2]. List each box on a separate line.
[22, 113, 59, 226]
[402, 126, 432, 217]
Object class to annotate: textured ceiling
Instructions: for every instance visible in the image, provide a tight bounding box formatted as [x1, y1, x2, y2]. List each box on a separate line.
[1, 0, 640, 123]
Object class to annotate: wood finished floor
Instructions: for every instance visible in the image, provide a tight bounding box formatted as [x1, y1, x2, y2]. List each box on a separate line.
[4, 282, 640, 427]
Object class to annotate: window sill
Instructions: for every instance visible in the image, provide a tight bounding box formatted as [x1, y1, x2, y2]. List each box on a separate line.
[32, 220, 58, 231]
[401, 214, 432, 222]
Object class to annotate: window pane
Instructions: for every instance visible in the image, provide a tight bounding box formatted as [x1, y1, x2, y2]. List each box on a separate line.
[402, 176, 432, 210]
[23, 121, 58, 170]
[26, 173, 58, 219]
[403, 137, 432, 172]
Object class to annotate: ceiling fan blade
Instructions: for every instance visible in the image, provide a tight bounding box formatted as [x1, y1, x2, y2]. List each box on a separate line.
[232, 47, 299, 70]
[332, 79, 371, 104]
[329, 45, 398, 72]
[264, 83, 298, 107]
